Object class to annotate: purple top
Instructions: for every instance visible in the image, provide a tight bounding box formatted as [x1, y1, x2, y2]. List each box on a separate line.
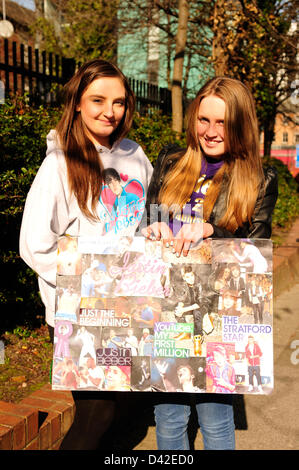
[169, 157, 224, 235]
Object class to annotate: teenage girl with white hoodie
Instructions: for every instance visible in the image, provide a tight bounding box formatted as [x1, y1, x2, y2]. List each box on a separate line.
[19, 59, 153, 450]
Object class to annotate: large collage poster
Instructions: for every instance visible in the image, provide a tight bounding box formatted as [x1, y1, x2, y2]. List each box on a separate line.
[52, 235, 274, 395]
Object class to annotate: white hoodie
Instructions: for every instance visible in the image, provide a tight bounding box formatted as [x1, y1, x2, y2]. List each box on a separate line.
[19, 130, 153, 326]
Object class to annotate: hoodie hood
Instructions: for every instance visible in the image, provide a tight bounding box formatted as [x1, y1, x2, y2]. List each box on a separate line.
[46, 129, 62, 156]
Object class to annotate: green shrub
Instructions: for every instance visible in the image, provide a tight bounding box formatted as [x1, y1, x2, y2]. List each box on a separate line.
[0, 96, 62, 216]
[0, 96, 62, 332]
[128, 109, 186, 163]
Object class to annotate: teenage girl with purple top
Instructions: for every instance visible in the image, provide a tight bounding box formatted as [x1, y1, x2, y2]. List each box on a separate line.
[141, 77, 278, 450]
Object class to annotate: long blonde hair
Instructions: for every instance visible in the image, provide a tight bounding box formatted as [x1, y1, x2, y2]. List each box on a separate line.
[56, 59, 135, 220]
[159, 77, 264, 232]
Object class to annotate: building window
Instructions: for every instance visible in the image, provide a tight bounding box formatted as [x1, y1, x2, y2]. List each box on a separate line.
[283, 132, 288, 143]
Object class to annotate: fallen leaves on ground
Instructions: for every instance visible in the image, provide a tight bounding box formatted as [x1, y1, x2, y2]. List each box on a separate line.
[0, 324, 53, 403]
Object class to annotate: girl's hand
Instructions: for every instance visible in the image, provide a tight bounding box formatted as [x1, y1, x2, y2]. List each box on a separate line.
[141, 222, 174, 245]
[173, 222, 214, 257]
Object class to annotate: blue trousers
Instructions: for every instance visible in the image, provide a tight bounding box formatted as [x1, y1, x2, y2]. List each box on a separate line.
[154, 394, 235, 450]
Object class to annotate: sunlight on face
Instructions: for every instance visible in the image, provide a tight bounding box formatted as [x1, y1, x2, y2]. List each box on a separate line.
[197, 95, 226, 159]
[77, 77, 126, 148]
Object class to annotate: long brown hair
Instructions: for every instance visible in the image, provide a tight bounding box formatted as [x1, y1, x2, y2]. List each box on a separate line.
[56, 59, 135, 220]
[159, 77, 264, 232]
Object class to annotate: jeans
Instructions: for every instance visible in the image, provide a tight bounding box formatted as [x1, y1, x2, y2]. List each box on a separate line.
[154, 394, 235, 450]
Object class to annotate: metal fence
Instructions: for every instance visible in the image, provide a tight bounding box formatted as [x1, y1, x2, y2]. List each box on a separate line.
[0, 39, 171, 114]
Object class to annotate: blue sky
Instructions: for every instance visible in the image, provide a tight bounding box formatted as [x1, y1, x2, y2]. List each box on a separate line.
[11, 0, 35, 11]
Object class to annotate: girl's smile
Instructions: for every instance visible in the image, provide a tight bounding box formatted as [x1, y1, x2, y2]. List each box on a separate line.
[197, 95, 226, 159]
[76, 77, 126, 148]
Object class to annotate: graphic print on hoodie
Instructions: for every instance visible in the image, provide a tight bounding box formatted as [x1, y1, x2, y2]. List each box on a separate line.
[99, 167, 146, 235]
[19, 131, 153, 326]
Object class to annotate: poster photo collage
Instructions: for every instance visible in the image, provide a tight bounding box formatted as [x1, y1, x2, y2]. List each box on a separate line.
[52, 234, 274, 395]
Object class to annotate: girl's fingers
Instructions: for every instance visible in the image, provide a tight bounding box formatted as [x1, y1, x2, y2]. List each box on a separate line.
[173, 238, 192, 257]
[142, 222, 174, 242]
[141, 225, 157, 239]
[150, 224, 162, 240]
[143, 222, 207, 256]
[160, 224, 174, 246]
[182, 240, 192, 257]
[141, 227, 151, 238]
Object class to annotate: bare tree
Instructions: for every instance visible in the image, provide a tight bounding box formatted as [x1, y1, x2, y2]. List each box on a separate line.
[31, 0, 118, 62]
[171, 0, 189, 133]
[118, 0, 212, 132]
[210, 0, 298, 155]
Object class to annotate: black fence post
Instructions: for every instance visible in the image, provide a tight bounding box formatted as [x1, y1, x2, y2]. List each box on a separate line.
[4, 39, 9, 96]
[61, 58, 76, 85]
[0, 39, 172, 113]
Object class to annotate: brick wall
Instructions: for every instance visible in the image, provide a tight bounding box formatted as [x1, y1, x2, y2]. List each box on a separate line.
[0, 384, 74, 450]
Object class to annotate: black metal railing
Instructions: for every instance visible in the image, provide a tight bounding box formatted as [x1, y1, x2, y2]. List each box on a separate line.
[0, 39, 171, 114]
